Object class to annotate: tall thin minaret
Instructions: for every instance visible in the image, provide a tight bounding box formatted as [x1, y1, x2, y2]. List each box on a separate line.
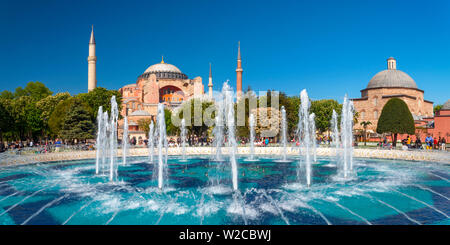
[87, 25, 97, 92]
[208, 63, 213, 99]
[236, 41, 243, 100]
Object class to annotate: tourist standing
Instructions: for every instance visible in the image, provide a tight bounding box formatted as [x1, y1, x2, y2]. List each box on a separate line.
[425, 135, 433, 150]
[441, 137, 447, 151]
[414, 137, 422, 149]
[406, 136, 411, 149]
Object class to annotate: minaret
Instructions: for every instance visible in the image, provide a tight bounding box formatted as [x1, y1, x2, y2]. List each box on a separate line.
[236, 41, 243, 100]
[87, 25, 97, 92]
[208, 63, 213, 99]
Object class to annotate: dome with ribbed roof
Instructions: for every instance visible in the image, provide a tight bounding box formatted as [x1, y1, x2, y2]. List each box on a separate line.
[366, 58, 418, 89]
[442, 99, 450, 110]
[139, 57, 188, 80]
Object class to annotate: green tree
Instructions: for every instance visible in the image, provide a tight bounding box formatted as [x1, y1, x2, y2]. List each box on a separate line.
[310, 99, 342, 133]
[10, 96, 31, 140]
[434, 104, 442, 114]
[176, 99, 214, 137]
[165, 108, 178, 136]
[376, 98, 415, 147]
[59, 99, 95, 142]
[36, 92, 71, 135]
[0, 98, 13, 142]
[77, 87, 122, 120]
[24, 102, 44, 140]
[235, 91, 257, 137]
[360, 121, 372, 146]
[14, 81, 53, 101]
[48, 97, 76, 137]
[0, 91, 14, 100]
[138, 118, 153, 136]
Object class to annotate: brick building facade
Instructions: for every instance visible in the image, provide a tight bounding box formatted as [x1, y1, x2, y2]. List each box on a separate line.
[352, 57, 434, 141]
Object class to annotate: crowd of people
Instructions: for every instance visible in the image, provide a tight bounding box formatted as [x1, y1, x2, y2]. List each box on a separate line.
[379, 134, 448, 151]
[1, 133, 447, 154]
[0, 139, 95, 154]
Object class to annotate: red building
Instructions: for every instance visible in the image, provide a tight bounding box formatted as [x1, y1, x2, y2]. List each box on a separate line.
[416, 100, 450, 142]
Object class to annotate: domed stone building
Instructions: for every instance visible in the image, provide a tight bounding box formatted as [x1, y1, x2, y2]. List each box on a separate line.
[352, 57, 433, 135]
[117, 57, 206, 143]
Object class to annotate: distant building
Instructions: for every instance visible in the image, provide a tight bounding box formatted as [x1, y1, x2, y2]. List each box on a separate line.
[352, 57, 434, 140]
[85, 28, 244, 143]
[118, 58, 205, 143]
[418, 100, 450, 142]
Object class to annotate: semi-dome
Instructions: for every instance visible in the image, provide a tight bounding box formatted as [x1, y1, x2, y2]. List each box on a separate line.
[366, 58, 418, 89]
[442, 99, 450, 110]
[139, 57, 188, 80]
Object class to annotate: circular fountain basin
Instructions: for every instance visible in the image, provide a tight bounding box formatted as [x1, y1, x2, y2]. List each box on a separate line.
[0, 156, 448, 225]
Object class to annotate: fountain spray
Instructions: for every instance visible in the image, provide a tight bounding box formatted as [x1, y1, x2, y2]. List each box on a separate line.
[122, 116, 129, 165]
[249, 113, 256, 160]
[148, 121, 154, 163]
[95, 106, 103, 175]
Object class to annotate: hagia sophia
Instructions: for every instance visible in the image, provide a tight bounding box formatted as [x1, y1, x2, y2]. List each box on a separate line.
[86, 27, 243, 142]
[86, 27, 449, 143]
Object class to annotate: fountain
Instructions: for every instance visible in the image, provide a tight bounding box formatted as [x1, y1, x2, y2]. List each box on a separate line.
[101, 111, 109, 174]
[109, 96, 119, 182]
[248, 113, 256, 161]
[280, 106, 288, 162]
[95, 106, 104, 175]
[331, 109, 340, 157]
[297, 89, 316, 187]
[212, 97, 225, 161]
[122, 116, 129, 165]
[339, 95, 354, 179]
[223, 82, 239, 191]
[180, 118, 187, 162]
[148, 121, 154, 163]
[310, 113, 317, 162]
[3, 91, 449, 226]
[94, 97, 120, 181]
[154, 103, 168, 189]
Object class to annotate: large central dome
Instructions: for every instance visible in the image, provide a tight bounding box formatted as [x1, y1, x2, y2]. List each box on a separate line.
[366, 57, 418, 89]
[144, 63, 182, 74]
[139, 57, 188, 80]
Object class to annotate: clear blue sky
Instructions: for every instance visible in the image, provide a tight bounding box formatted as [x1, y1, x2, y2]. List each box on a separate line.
[1, 0, 449, 104]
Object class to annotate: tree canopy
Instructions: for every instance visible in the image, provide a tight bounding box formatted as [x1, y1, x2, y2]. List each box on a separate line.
[59, 99, 95, 141]
[376, 98, 415, 146]
[175, 98, 213, 137]
[76, 87, 122, 120]
[14, 81, 53, 101]
[310, 99, 342, 133]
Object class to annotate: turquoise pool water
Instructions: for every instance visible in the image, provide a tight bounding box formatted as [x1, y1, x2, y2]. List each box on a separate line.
[0, 156, 449, 225]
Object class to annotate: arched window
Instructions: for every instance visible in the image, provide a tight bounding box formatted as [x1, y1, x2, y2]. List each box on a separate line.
[373, 97, 378, 106]
[361, 111, 365, 120]
[374, 110, 378, 119]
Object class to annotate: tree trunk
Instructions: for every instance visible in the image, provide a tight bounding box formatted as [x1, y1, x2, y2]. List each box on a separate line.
[363, 129, 367, 146]
[392, 133, 398, 147]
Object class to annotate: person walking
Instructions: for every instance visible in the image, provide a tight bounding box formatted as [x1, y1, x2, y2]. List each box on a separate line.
[441, 137, 447, 151]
